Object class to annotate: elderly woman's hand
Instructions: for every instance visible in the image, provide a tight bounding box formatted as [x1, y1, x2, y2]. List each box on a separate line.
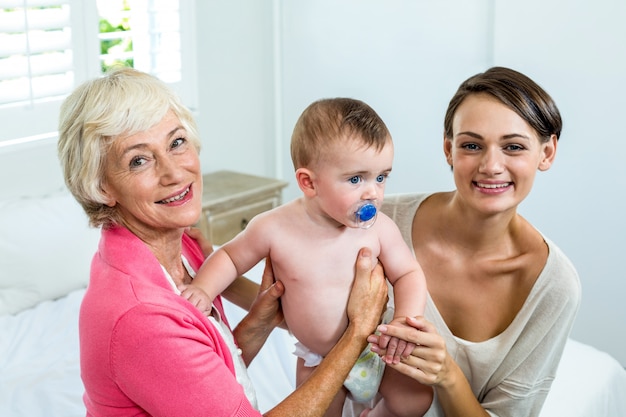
[232, 257, 285, 365]
[346, 248, 388, 338]
[248, 257, 285, 330]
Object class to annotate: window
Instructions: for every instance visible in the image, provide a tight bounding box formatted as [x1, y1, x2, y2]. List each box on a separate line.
[0, 1, 74, 106]
[96, 0, 197, 109]
[0, 0, 196, 147]
[0, 0, 88, 144]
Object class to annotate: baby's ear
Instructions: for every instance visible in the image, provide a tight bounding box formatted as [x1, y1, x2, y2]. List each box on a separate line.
[295, 168, 316, 197]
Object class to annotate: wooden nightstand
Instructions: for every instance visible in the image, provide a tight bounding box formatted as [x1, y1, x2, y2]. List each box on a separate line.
[198, 170, 289, 245]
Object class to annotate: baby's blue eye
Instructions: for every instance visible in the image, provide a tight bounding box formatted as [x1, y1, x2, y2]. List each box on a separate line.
[376, 174, 386, 183]
[349, 176, 361, 184]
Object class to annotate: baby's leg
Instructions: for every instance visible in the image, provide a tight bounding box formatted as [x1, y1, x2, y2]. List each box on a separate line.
[296, 357, 347, 417]
[366, 366, 433, 417]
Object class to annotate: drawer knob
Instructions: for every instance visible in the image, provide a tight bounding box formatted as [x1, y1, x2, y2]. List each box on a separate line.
[241, 218, 249, 230]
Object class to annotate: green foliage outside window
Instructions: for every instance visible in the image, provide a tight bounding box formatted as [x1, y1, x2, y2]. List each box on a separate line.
[99, 0, 133, 72]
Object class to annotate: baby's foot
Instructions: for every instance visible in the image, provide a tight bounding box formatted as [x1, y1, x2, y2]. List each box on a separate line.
[359, 409, 371, 417]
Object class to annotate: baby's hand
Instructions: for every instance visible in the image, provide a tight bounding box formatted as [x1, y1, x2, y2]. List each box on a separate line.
[380, 317, 417, 365]
[179, 284, 213, 316]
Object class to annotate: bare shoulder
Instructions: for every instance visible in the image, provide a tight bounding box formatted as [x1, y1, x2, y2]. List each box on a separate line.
[374, 211, 403, 237]
[514, 215, 551, 256]
[219, 202, 303, 267]
[414, 192, 451, 216]
[374, 212, 416, 258]
[411, 192, 453, 237]
[246, 198, 302, 229]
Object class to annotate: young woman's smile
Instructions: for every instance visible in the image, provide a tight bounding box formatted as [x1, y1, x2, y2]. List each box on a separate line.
[445, 93, 556, 214]
[473, 180, 512, 194]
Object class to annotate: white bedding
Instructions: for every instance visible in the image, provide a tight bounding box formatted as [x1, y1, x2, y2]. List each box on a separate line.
[1, 266, 625, 416]
[0, 289, 86, 417]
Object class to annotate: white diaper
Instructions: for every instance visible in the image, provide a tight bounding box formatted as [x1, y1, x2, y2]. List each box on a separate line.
[293, 341, 324, 367]
[292, 306, 394, 403]
[344, 345, 385, 403]
[293, 342, 385, 403]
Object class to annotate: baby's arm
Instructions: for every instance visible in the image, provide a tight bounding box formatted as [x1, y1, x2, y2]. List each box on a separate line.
[179, 249, 240, 313]
[376, 213, 428, 363]
[382, 270, 427, 364]
[180, 212, 273, 314]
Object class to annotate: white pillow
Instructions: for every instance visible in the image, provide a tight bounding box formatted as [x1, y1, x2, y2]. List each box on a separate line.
[0, 192, 100, 315]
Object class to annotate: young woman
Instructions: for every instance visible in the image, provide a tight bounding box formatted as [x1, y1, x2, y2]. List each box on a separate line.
[358, 66, 581, 417]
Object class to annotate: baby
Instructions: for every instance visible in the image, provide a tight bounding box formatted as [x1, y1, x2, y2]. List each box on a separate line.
[182, 98, 432, 417]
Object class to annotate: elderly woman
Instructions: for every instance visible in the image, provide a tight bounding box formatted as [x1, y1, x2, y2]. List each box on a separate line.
[57, 67, 388, 417]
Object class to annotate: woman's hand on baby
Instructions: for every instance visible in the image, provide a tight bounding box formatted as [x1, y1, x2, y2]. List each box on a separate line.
[346, 248, 388, 337]
[248, 256, 285, 330]
[367, 316, 448, 386]
[375, 317, 417, 364]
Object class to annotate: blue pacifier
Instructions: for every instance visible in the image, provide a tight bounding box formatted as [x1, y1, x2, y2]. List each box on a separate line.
[353, 200, 378, 229]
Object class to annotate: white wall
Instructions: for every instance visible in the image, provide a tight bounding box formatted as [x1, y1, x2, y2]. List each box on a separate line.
[492, 0, 626, 366]
[194, 0, 626, 365]
[5, 0, 621, 366]
[194, 1, 278, 178]
[278, 0, 487, 200]
[0, 138, 66, 200]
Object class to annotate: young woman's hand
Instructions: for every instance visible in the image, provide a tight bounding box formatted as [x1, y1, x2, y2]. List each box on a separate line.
[368, 316, 448, 387]
[368, 316, 490, 417]
[377, 316, 418, 364]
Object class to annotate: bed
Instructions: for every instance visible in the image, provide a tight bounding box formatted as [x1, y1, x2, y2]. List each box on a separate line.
[1, 191, 625, 416]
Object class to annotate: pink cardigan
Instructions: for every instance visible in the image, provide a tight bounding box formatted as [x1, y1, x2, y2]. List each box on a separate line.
[79, 226, 261, 417]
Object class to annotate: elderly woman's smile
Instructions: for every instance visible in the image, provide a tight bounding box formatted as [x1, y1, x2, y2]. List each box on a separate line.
[101, 110, 203, 236]
[156, 185, 192, 205]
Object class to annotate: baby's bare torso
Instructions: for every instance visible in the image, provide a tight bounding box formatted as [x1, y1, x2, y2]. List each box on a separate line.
[267, 203, 382, 357]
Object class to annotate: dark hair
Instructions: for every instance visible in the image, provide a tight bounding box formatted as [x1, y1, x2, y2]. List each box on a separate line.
[443, 67, 562, 143]
[290, 97, 391, 169]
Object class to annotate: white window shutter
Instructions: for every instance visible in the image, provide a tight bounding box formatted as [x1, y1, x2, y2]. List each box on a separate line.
[127, 0, 197, 110]
[0, 0, 99, 144]
[0, 0, 196, 146]
[0, 1, 74, 106]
